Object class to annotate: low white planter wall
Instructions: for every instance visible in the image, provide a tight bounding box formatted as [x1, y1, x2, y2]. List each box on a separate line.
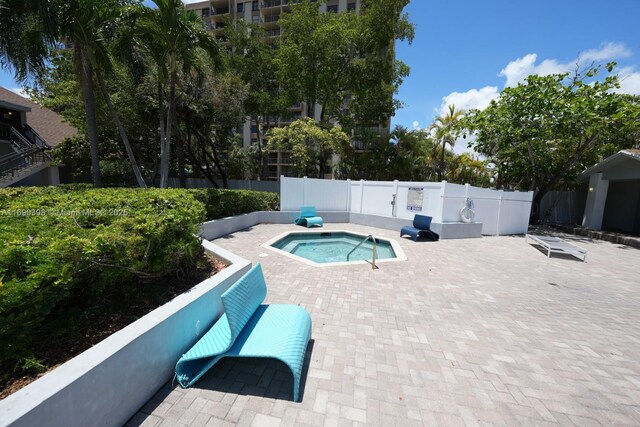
[0, 241, 251, 427]
[199, 211, 350, 240]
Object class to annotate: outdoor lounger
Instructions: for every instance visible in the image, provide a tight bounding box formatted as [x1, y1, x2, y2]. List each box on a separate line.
[175, 263, 312, 402]
[526, 234, 587, 262]
[295, 206, 324, 228]
[400, 214, 439, 241]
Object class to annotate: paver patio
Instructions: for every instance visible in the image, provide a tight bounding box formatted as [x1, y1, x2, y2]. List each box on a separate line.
[129, 223, 640, 426]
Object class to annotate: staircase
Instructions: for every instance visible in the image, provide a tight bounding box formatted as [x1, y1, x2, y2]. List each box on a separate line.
[0, 124, 52, 187]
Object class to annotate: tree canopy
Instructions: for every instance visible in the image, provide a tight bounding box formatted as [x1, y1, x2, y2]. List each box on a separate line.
[267, 117, 349, 178]
[276, 0, 413, 127]
[460, 64, 640, 220]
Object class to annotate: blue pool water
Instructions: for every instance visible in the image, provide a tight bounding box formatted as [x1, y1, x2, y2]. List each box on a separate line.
[271, 232, 396, 264]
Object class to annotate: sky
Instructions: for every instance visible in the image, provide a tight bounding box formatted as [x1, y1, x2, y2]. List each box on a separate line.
[392, 0, 640, 151]
[2, 0, 639, 153]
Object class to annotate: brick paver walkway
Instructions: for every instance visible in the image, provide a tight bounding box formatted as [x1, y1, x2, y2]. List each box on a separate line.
[129, 224, 640, 426]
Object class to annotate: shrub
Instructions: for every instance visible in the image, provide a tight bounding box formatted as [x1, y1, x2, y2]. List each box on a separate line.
[0, 186, 205, 373]
[191, 188, 279, 220]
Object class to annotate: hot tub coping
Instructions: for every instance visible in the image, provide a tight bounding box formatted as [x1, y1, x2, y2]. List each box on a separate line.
[260, 229, 407, 268]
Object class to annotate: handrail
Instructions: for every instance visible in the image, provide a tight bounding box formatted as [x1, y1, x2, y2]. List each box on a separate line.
[10, 126, 35, 150]
[0, 144, 50, 182]
[347, 234, 378, 269]
[23, 125, 51, 149]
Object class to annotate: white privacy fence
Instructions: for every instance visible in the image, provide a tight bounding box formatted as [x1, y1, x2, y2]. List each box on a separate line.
[281, 177, 534, 235]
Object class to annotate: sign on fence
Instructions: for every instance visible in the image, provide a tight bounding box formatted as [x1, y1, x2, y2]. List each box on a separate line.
[406, 187, 424, 212]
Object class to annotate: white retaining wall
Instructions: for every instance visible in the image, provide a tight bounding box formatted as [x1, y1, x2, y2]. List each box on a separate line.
[281, 177, 534, 235]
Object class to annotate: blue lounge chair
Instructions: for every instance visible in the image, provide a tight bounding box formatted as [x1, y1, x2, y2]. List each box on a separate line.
[295, 206, 323, 228]
[175, 264, 312, 402]
[400, 214, 439, 241]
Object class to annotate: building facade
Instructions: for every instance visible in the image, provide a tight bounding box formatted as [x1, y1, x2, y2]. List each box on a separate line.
[185, 0, 367, 180]
[0, 87, 77, 187]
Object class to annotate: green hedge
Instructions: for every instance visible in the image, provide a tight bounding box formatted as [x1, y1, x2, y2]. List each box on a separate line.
[191, 188, 279, 220]
[0, 186, 278, 378]
[0, 186, 206, 373]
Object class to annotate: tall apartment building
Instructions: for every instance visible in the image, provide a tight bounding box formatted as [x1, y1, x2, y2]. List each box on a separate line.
[185, 0, 365, 179]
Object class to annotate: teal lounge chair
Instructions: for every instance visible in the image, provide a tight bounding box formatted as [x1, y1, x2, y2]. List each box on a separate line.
[175, 264, 312, 402]
[295, 206, 324, 228]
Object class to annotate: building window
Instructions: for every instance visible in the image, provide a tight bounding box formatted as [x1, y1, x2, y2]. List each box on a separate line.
[327, 5, 338, 12]
[237, 2, 244, 13]
[201, 7, 210, 17]
[252, 1, 259, 11]
[347, 2, 356, 11]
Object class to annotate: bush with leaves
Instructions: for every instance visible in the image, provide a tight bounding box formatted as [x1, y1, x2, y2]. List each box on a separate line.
[0, 186, 205, 375]
[191, 188, 279, 220]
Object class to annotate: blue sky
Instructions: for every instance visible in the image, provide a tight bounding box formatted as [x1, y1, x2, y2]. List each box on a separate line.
[2, 0, 639, 149]
[393, 0, 640, 137]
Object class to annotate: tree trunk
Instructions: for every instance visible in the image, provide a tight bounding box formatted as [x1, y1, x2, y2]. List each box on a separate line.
[529, 134, 600, 224]
[438, 138, 446, 181]
[157, 80, 166, 187]
[176, 134, 186, 188]
[209, 137, 229, 189]
[95, 68, 147, 188]
[256, 115, 269, 180]
[185, 136, 219, 188]
[160, 72, 177, 188]
[76, 44, 102, 187]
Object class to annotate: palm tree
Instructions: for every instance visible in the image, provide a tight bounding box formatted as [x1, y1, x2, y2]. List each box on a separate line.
[0, 1, 56, 81]
[68, 0, 148, 188]
[0, 0, 147, 187]
[430, 104, 464, 181]
[133, 0, 221, 188]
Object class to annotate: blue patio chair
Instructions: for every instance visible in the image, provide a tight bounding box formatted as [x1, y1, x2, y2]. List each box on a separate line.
[175, 264, 312, 402]
[400, 214, 439, 241]
[295, 206, 324, 228]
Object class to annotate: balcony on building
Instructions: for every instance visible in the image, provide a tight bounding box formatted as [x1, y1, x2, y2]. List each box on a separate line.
[261, 0, 282, 9]
[262, 14, 280, 27]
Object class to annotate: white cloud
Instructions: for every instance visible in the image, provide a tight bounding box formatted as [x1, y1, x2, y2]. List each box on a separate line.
[412, 120, 420, 130]
[499, 54, 569, 87]
[438, 86, 499, 116]
[614, 66, 640, 95]
[499, 42, 634, 88]
[433, 41, 638, 154]
[9, 87, 29, 98]
[581, 42, 632, 62]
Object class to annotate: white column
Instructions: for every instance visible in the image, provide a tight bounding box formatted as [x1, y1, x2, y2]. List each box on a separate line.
[302, 176, 307, 206]
[359, 179, 364, 214]
[279, 175, 284, 210]
[242, 118, 251, 148]
[392, 179, 399, 217]
[346, 179, 351, 212]
[338, 0, 347, 12]
[582, 173, 609, 230]
[435, 181, 447, 223]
